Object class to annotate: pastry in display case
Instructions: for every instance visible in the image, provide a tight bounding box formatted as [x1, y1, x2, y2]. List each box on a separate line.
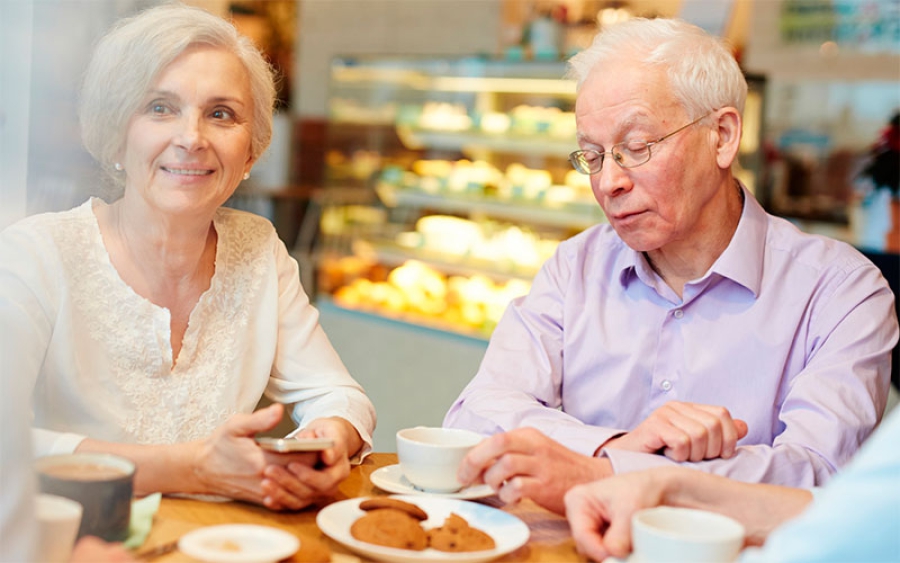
[303, 56, 765, 339]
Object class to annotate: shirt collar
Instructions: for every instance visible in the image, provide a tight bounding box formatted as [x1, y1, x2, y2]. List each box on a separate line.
[711, 182, 766, 297]
[616, 182, 766, 297]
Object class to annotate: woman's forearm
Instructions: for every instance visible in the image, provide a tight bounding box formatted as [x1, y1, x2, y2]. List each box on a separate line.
[662, 468, 813, 544]
[75, 438, 203, 496]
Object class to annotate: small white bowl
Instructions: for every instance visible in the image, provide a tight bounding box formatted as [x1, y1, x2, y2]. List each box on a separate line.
[177, 524, 299, 563]
[632, 506, 745, 563]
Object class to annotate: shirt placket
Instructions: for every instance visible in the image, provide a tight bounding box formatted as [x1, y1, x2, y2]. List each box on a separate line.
[649, 305, 686, 410]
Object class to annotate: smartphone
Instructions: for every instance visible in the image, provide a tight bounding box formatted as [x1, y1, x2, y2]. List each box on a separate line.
[255, 437, 334, 453]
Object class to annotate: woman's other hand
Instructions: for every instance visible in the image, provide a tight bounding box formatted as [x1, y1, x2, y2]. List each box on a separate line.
[69, 536, 134, 562]
[260, 417, 363, 511]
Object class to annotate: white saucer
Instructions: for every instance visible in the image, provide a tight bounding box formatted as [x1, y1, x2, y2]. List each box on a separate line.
[370, 464, 495, 500]
[177, 524, 299, 563]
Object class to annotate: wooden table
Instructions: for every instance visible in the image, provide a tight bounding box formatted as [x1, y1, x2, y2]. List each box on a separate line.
[137, 453, 586, 562]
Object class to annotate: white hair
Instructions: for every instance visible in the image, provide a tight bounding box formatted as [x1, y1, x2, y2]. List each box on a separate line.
[567, 18, 747, 120]
[78, 2, 277, 186]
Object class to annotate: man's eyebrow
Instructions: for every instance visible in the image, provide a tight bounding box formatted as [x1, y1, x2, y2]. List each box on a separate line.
[576, 113, 649, 145]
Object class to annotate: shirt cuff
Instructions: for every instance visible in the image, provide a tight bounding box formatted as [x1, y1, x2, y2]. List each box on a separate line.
[284, 418, 373, 465]
[542, 424, 626, 457]
[32, 429, 86, 458]
[600, 447, 677, 474]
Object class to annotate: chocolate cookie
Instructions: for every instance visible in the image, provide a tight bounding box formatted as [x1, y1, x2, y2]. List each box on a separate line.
[427, 512, 496, 552]
[358, 497, 428, 520]
[350, 508, 428, 550]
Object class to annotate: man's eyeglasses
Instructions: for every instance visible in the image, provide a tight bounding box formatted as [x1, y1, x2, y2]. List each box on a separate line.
[569, 112, 712, 175]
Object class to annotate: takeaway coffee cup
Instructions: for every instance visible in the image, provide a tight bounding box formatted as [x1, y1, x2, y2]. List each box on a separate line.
[35, 453, 135, 542]
[35, 494, 83, 563]
[631, 506, 745, 563]
[396, 427, 483, 493]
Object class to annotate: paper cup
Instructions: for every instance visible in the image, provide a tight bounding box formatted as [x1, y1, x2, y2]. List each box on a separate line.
[35, 494, 83, 563]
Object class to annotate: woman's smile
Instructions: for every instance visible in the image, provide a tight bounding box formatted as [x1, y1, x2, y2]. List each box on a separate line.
[161, 166, 214, 176]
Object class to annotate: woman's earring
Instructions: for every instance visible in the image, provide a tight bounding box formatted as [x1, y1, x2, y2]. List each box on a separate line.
[243, 172, 250, 180]
[114, 162, 123, 171]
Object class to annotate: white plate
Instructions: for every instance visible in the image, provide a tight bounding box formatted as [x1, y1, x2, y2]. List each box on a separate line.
[177, 524, 299, 563]
[370, 464, 495, 500]
[316, 495, 530, 563]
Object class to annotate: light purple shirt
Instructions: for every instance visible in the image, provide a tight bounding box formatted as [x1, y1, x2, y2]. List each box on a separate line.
[444, 189, 897, 487]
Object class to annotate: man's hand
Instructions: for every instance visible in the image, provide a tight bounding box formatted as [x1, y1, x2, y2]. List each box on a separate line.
[603, 402, 748, 462]
[457, 427, 614, 514]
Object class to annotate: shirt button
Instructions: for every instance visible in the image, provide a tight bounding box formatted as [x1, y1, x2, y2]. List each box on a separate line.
[673, 309, 684, 319]
[661, 380, 673, 392]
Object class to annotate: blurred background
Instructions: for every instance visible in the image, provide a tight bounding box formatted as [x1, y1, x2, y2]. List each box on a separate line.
[2, 0, 898, 449]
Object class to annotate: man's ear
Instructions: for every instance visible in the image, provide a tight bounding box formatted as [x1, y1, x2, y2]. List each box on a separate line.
[713, 107, 742, 170]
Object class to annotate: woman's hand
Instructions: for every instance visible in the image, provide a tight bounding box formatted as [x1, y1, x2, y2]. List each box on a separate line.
[69, 536, 135, 562]
[260, 417, 363, 511]
[565, 470, 674, 561]
[565, 467, 813, 561]
[191, 403, 318, 507]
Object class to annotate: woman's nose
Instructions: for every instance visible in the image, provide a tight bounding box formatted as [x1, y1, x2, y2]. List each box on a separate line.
[175, 114, 208, 151]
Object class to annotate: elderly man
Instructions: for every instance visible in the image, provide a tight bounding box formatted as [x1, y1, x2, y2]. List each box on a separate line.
[443, 18, 897, 515]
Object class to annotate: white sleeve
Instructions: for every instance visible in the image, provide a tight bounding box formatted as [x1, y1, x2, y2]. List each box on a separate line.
[263, 238, 376, 460]
[0, 230, 42, 560]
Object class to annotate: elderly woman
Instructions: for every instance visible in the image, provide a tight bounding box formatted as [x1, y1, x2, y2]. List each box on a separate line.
[0, 3, 375, 511]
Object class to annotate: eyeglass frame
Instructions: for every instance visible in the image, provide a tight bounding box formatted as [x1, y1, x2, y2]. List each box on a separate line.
[568, 111, 714, 175]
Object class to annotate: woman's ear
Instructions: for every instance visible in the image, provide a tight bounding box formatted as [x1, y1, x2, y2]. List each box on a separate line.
[244, 152, 256, 173]
[713, 107, 742, 170]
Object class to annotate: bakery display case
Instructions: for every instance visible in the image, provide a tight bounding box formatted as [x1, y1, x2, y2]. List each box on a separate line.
[301, 56, 766, 340]
[301, 56, 579, 339]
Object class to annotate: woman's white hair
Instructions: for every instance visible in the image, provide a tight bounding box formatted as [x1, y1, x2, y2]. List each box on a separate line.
[567, 18, 747, 120]
[79, 2, 277, 186]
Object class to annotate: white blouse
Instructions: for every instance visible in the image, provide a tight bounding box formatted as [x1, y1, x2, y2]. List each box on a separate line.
[0, 199, 375, 457]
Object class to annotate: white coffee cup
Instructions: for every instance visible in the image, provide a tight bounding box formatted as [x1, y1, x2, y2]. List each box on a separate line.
[35, 493, 83, 563]
[632, 506, 745, 563]
[396, 427, 483, 493]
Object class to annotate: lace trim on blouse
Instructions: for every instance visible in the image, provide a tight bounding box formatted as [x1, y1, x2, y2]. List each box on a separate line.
[54, 199, 271, 445]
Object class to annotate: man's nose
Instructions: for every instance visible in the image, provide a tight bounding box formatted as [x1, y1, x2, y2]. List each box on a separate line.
[591, 159, 632, 200]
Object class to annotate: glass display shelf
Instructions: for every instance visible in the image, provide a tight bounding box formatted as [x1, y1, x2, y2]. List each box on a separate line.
[307, 56, 765, 341]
